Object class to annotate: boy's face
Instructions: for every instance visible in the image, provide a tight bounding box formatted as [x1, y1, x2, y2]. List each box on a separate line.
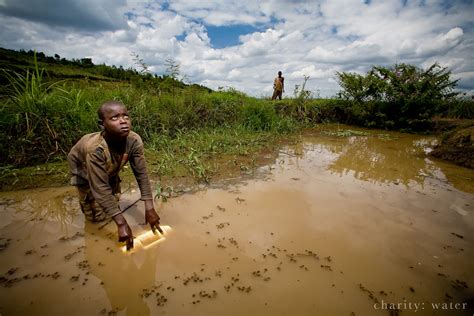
[101, 104, 131, 138]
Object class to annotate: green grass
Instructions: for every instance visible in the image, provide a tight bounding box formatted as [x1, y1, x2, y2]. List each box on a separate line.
[0, 126, 282, 190]
[1, 48, 473, 190]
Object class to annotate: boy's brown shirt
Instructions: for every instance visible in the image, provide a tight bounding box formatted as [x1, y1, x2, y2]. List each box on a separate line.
[68, 131, 153, 217]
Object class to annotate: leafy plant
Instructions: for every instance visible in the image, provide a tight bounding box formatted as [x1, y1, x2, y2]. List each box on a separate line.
[336, 63, 460, 129]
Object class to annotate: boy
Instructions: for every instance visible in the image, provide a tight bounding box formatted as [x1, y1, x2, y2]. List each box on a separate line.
[68, 100, 160, 250]
[272, 71, 284, 100]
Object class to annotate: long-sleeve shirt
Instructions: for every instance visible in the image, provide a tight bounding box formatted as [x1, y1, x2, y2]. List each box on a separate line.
[67, 131, 153, 217]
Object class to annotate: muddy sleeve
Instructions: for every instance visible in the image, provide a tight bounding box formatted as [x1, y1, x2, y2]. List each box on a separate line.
[129, 137, 153, 201]
[86, 148, 121, 217]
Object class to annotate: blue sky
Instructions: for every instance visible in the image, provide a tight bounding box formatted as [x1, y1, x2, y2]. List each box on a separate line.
[0, 0, 473, 97]
[206, 25, 260, 48]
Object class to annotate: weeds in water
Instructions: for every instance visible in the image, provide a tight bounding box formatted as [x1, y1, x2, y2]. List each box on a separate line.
[322, 130, 369, 137]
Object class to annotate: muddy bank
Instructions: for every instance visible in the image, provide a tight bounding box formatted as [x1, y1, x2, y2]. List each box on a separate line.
[0, 126, 473, 315]
[431, 125, 474, 169]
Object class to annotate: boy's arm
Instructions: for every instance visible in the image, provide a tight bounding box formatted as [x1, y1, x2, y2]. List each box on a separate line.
[128, 137, 153, 201]
[129, 136, 161, 231]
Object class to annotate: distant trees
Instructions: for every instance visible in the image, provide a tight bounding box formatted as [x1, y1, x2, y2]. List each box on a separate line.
[336, 63, 460, 129]
[337, 63, 458, 103]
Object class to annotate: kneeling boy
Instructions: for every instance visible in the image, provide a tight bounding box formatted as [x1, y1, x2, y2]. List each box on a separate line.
[68, 100, 160, 249]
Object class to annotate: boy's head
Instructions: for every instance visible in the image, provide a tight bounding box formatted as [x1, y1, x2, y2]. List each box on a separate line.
[278, 71, 282, 76]
[97, 101, 131, 139]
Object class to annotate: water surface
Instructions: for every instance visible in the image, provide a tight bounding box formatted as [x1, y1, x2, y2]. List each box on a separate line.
[1, 127, 473, 315]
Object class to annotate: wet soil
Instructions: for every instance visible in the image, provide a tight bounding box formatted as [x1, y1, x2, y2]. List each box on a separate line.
[431, 125, 474, 169]
[0, 126, 473, 315]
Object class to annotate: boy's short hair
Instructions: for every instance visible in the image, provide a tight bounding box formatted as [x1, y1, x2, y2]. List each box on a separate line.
[97, 101, 126, 120]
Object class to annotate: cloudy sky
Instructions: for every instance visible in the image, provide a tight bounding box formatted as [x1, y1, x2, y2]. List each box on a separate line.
[0, 0, 473, 97]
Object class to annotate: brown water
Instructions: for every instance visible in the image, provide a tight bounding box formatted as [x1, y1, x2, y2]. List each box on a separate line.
[1, 127, 473, 316]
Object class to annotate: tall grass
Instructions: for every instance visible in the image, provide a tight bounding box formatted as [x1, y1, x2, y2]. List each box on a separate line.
[0, 60, 299, 169]
[2, 57, 472, 172]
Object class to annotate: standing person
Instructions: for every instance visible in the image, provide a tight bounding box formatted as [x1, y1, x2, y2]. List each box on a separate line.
[272, 71, 285, 100]
[67, 100, 161, 250]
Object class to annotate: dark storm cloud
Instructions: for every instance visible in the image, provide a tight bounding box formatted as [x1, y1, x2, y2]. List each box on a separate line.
[0, 0, 128, 31]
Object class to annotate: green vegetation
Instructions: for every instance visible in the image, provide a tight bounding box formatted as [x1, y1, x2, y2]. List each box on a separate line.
[1, 48, 473, 189]
[335, 63, 474, 130]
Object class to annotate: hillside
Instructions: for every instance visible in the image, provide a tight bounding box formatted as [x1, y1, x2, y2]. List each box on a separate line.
[0, 47, 212, 94]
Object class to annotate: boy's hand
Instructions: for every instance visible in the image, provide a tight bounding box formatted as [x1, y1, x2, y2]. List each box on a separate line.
[113, 214, 134, 250]
[145, 208, 161, 233]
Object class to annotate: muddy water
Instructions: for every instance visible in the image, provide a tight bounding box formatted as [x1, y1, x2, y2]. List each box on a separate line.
[1, 127, 473, 316]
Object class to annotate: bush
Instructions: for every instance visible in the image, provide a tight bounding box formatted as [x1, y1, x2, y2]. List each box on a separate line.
[336, 63, 460, 129]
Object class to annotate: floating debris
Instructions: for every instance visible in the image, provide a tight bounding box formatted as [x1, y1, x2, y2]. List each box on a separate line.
[299, 265, 309, 271]
[235, 197, 245, 204]
[228, 237, 238, 247]
[252, 270, 262, 278]
[58, 232, 84, 242]
[202, 213, 214, 220]
[77, 260, 91, 272]
[195, 290, 218, 299]
[6, 267, 19, 275]
[237, 286, 252, 293]
[320, 265, 332, 271]
[451, 279, 469, 291]
[451, 232, 464, 239]
[183, 273, 207, 286]
[216, 222, 230, 229]
[64, 246, 85, 261]
[155, 292, 168, 306]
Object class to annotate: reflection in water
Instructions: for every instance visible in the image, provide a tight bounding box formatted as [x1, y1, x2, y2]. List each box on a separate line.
[1, 188, 79, 232]
[84, 222, 159, 316]
[327, 135, 435, 186]
[283, 128, 474, 193]
[27, 194, 78, 227]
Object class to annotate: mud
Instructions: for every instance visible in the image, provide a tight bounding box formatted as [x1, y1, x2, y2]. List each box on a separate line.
[0, 126, 473, 315]
[431, 125, 474, 169]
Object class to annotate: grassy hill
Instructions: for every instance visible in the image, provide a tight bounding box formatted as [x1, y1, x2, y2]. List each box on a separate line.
[0, 47, 212, 94]
[0, 47, 298, 190]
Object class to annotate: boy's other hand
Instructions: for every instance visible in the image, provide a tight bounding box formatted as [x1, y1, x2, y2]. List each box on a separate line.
[145, 208, 161, 233]
[118, 224, 134, 250]
[113, 214, 134, 250]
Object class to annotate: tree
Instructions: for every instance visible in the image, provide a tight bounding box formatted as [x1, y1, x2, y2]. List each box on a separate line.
[164, 58, 180, 79]
[131, 52, 149, 74]
[336, 63, 459, 104]
[336, 63, 459, 128]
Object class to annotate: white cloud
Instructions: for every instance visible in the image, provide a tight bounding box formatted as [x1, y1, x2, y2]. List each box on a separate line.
[0, 0, 472, 97]
[168, 0, 268, 26]
[415, 27, 463, 57]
